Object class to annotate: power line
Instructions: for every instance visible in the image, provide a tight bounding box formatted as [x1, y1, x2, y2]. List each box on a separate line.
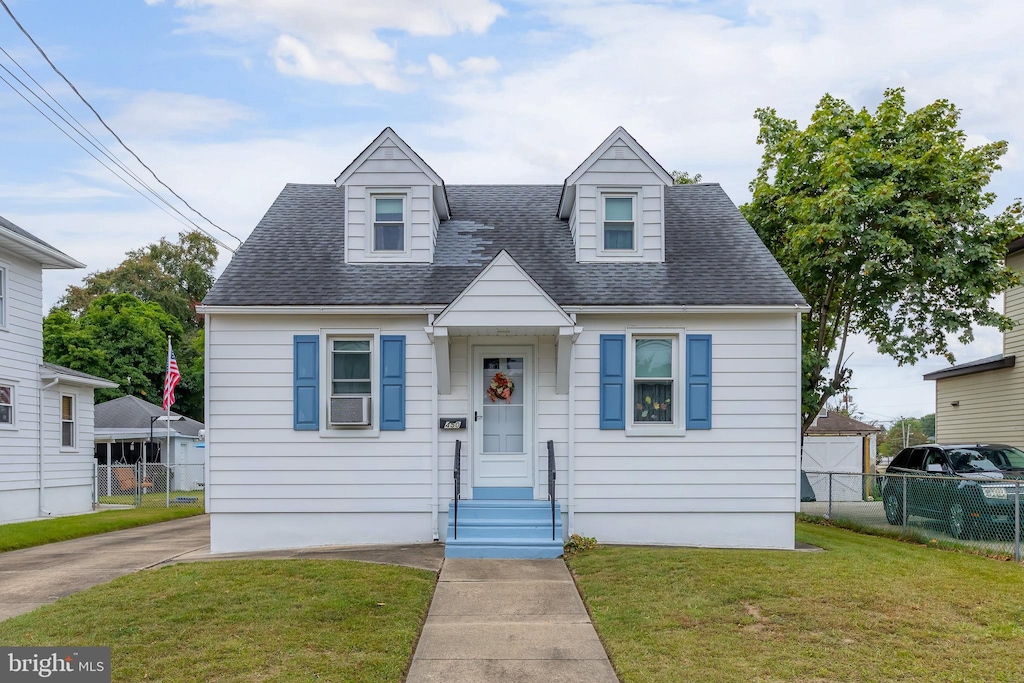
[0, 69, 230, 246]
[0, 0, 243, 248]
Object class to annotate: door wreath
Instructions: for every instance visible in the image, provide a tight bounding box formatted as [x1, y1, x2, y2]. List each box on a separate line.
[486, 372, 515, 403]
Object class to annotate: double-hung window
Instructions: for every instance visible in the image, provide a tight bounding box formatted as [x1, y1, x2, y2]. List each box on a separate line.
[0, 384, 13, 426]
[632, 336, 676, 425]
[61, 394, 75, 448]
[602, 194, 636, 251]
[372, 195, 405, 252]
[332, 339, 372, 397]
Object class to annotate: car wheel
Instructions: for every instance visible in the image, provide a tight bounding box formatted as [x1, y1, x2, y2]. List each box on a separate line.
[948, 502, 971, 540]
[884, 491, 902, 525]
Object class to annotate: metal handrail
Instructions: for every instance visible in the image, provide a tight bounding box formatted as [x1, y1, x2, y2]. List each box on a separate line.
[547, 440, 556, 541]
[453, 440, 461, 540]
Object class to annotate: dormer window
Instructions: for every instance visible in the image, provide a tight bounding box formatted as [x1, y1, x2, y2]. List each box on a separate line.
[601, 192, 638, 252]
[372, 194, 406, 253]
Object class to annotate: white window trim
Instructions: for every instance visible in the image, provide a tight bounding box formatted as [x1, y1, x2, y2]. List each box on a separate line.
[0, 380, 15, 430]
[367, 188, 412, 258]
[625, 328, 684, 437]
[319, 328, 380, 437]
[597, 188, 643, 257]
[60, 392, 77, 451]
[0, 262, 8, 331]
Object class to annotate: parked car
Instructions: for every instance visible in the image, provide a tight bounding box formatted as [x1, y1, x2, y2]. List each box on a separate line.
[881, 444, 1024, 540]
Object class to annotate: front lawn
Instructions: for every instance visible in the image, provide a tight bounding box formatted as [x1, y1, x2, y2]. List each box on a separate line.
[0, 506, 203, 553]
[0, 560, 435, 682]
[568, 521, 1024, 683]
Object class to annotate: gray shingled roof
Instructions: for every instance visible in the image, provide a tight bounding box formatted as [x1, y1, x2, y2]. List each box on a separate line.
[95, 395, 204, 437]
[204, 183, 805, 307]
[42, 362, 117, 385]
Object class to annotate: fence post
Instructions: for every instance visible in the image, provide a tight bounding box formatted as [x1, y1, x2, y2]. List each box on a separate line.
[827, 473, 833, 520]
[901, 476, 908, 533]
[1015, 482, 1021, 563]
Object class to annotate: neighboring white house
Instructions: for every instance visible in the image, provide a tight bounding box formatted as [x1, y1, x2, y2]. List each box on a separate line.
[93, 394, 205, 493]
[200, 127, 809, 556]
[0, 216, 118, 524]
[803, 411, 880, 502]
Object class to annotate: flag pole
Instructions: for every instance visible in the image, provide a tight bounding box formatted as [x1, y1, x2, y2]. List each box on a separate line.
[166, 335, 172, 509]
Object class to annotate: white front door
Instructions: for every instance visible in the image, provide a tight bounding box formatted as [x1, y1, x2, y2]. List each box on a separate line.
[472, 346, 533, 489]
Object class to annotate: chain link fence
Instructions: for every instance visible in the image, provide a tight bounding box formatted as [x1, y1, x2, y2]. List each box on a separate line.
[94, 462, 204, 509]
[802, 471, 1023, 560]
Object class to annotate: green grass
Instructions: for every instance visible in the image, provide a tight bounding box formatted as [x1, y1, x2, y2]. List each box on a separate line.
[567, 521, 1024, 683]
[0, 560, 435, 682]
[0, 507, 204, 553]
[98, 489, 205, 507]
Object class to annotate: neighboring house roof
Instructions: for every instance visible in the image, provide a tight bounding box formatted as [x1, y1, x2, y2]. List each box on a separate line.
[806, 412, 881, 435]
[1009, 236, 1024, 257]
[94, 394, 204, 437]
[922, 354, 1016, 381]
[0, 215, 85, 269]
[41, 362, 119, 389]
[204, 183, 806, 308]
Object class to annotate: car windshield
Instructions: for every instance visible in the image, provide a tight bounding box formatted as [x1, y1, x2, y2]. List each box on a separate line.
[948, 449, 1002, 473]
[977, 446, 1024, 470]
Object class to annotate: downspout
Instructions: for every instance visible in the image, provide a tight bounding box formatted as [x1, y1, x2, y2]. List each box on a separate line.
[38, 376, 60, 516]
[428, 314, 440, 541]
[567, 329, 577, 535]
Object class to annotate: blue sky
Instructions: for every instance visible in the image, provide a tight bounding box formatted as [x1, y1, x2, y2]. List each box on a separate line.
[1, 0, 1022, 424]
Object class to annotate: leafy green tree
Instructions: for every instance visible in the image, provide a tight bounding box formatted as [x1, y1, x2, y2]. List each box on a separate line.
[877, 416, 931, 460]
[43, 294, 203, 419]
[58, 231, 217, 330]
[743, 88, 1024, 433]
[671, 170, 702, 185]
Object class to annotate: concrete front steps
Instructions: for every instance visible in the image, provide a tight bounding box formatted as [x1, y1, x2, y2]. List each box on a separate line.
[445, 499, 563, 559]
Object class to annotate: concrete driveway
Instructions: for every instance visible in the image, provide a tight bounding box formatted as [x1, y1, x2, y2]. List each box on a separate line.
[0, 514, 210, 621]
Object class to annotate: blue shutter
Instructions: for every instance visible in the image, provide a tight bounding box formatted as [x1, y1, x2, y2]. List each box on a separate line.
[686, 334, 712, 430]
[293, 335, 319, 431]
[599, 334, 626, 430]
[380, 335, 406, 431]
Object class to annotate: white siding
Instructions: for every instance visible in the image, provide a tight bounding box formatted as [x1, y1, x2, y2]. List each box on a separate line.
[344, 141, 437, 263]
[0, 251, 43, 514]
[571, 142, 666, 263]
[208, 309, 800, 550]
[207, 314, 437, 550]
[0, 250, 96, 523]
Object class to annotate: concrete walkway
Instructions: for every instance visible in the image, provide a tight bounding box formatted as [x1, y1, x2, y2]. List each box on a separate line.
[406, 559, 619, 683]
[0, 515, 209, 621]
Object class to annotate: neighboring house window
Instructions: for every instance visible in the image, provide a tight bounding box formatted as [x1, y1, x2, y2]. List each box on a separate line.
[602, 193, 636, 251]
[0, 264, 6, 328]
[0, 384, 13, 426]
[372, 195, 405, 252]
[61, 394, 75, 448]
[632, 337, 676, 424]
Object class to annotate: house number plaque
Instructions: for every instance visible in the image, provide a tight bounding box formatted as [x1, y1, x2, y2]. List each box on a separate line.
[439, 417, 467, 430]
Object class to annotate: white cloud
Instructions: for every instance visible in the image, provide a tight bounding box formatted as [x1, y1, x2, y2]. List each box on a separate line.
[107, 91, 254, 138]
[166, 0, 506, 90]
[428, 54, 456, 79]
[428, 54, 500, 79]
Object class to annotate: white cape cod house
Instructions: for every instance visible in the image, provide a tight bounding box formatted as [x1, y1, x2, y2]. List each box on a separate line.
[1, 216, 118, 524]
[200, 127, 808, 556]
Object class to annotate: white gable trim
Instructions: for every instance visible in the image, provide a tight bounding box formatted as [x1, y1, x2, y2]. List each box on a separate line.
[432, 250, 575, 329]
[334, 127, 450, 219]
[558, 126, 673, 219]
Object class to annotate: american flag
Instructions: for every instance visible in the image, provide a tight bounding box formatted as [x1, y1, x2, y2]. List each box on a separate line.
[162, 339, 182, 410]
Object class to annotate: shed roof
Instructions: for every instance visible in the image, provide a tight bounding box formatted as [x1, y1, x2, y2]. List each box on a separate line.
[806, 412, 881, 435]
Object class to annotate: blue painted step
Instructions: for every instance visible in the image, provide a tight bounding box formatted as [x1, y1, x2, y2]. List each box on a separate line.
[446, 498, 563, 559]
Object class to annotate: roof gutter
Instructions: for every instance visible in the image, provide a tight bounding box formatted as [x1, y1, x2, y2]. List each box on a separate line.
[197, 304, 446, 315]
[561, 304, 812, 314]
[0, 229, 85, 269]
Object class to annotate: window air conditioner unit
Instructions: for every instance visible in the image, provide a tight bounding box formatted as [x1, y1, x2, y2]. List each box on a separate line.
[330, 396, 371, 426]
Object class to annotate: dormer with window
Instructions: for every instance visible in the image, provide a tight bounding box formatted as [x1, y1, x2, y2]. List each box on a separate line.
[557, 127, 673, 263]
[336, 128, 450, 263]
